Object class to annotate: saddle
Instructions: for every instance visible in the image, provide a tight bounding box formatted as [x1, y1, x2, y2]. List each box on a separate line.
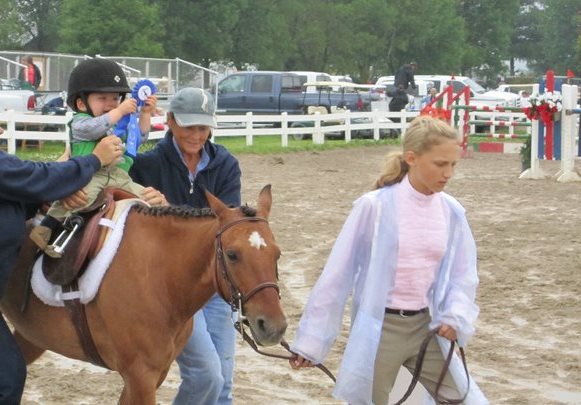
[42, 187, 139, 285]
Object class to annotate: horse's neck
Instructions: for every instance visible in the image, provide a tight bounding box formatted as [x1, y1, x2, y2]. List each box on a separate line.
[128, 212, 219, 320]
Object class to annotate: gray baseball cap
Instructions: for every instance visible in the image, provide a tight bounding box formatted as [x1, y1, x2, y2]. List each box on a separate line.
[169, 87, 217, 128]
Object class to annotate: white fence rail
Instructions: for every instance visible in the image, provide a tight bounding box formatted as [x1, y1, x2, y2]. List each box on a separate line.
[0, 110, 421, 154]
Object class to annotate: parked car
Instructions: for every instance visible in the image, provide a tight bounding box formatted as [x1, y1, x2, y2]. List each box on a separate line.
[290, 71, 332, 93]
[330, 75, 353, 84]
[376, 74, 519, 108]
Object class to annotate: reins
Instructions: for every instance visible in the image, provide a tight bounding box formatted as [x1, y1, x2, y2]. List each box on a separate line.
[214, 216, 336, 383]
[234, 319, 336, 383]
[394, 328, 470, 405]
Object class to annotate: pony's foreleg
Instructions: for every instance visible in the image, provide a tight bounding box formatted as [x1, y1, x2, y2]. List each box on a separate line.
[118, 370, 159, 405]
[13, 331, 45, 364]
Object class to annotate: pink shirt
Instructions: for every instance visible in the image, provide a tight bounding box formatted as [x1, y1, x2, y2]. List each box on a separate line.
[388, 175, 449, 310]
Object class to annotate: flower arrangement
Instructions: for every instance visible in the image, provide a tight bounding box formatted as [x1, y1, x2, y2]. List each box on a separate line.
[524, 91, 563, 125]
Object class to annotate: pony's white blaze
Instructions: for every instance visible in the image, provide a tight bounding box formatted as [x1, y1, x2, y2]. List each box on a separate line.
[248, 231, 267, 250]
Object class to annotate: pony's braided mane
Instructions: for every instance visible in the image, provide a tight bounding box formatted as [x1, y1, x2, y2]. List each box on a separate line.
[132, 204, 257, 218]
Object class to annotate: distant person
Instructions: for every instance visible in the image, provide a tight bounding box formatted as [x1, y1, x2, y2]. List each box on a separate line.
[421, 87, 438, 109]
[520, 90, 531, 108]
[389, 86, 410, 113]
[394, 62, 417, 91]
[18, 56, 42, 90]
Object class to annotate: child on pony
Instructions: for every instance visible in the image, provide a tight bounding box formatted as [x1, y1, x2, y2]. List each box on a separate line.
[30, 58, 158, 258]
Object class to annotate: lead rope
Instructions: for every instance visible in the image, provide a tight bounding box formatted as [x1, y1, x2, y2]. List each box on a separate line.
[394, 328, 470, 405]
[234, 319, 336, 383]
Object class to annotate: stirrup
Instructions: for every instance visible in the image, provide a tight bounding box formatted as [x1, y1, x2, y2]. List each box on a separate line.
[48, 215, 85, 256]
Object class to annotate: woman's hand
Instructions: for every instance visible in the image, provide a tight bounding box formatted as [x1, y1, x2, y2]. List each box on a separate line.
[92, 135, 124, 167]
[289, 354, 315, 370]
[61, 189, 88, 210]
[140, 187, 168, 206]
[438, 324, 457, 341]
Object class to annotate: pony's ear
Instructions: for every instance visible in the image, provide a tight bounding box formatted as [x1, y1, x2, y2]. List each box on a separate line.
[256, 184, 272, 219]
[205, 189, 227, 217]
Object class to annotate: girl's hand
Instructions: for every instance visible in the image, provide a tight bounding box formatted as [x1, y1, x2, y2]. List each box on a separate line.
[438, 324, 457, 341]
[289, 354, 315, 369]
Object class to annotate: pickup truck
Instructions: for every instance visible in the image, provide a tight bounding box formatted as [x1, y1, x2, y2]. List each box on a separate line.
[0, 79, 36, 112]
[215, 71, 372, 115]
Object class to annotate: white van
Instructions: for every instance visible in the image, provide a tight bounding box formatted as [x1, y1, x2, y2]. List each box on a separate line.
[290, 71, 332, 93]
[376, 74, 519, 108]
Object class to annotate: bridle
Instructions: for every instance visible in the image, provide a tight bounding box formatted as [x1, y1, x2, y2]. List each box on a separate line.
[214, 217, 280, 319]
[213, 216, 336, 383]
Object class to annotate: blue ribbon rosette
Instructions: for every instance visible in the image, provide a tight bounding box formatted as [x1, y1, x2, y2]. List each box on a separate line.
[114, 79, 157, 158]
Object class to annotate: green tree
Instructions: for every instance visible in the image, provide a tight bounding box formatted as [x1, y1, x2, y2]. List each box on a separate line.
[383, 0, 465, 76]
[535, 0, 581, 75]
[230, 0, 293, 70]
[158, 0, 246, 67]
[15, 0, 62, 51]
[508, 0, 543, 76]
[0, 0, 26, 49]
[458, 0, 520, 82]
[58, 0, 164, 57]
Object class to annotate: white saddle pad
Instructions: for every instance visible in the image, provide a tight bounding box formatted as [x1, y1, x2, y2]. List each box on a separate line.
[31, 199, 144, 307]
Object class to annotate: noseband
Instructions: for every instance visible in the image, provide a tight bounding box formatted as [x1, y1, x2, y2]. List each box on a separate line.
[214, 217, 280, 319]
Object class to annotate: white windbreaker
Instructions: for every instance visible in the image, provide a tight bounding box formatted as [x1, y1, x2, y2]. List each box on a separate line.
[291, 185, 488, 404]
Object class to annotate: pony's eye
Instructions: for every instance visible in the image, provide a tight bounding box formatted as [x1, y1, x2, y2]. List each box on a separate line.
[225, 250, 238, 262]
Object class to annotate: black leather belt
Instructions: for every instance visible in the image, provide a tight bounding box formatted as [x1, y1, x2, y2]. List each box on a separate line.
[386, 307, 428, 317]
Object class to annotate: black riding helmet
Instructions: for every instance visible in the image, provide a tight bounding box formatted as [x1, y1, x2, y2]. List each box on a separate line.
[66, 58, 132, 115]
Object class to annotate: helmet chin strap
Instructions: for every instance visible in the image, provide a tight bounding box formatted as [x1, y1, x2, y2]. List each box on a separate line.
[78, 93, 94, 117]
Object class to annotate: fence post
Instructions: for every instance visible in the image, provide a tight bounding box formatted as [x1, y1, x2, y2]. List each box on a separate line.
[519, 119, 547, 179]
[400, 110, 406, 134]
[245, 112, 253, 146]
[281, 112, 289, 147]
[344, 110, 351, 142]
[7, 110, 16, 155]
[373, 110, 380, 140]
[313, 112, 323, 144]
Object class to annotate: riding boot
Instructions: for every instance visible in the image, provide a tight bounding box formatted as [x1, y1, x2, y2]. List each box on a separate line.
[29, 215, 63, 258]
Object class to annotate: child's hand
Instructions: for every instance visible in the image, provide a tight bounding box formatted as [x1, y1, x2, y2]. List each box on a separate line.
[140, 95, 158, 115]
[117, 98, 137, 116]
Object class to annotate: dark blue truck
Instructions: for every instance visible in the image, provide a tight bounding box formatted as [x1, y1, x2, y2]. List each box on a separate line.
[215, 71, 372, 115]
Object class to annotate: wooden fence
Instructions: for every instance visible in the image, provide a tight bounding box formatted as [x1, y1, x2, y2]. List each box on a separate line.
[0, 109, 421, 154]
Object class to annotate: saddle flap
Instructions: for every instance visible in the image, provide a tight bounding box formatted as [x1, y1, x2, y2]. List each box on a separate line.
[42, 187, 138, 285]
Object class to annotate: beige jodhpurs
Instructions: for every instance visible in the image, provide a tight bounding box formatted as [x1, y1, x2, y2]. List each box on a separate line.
[47, 165, 144, 220]
[372, 311, 461, 405]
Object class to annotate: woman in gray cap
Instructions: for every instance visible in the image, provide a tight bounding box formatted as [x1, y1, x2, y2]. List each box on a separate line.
[130, 87, 241, 405]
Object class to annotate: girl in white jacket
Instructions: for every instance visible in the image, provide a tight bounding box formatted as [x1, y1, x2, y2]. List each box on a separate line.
[290, 116, 487, 404]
